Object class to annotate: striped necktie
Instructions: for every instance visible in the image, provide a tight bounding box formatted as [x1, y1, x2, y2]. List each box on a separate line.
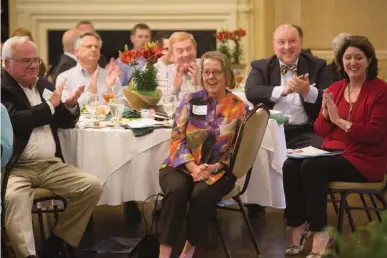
[280, 64, 297, 74]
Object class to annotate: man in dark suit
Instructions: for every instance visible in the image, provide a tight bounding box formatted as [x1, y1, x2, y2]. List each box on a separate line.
[246, 24, 332, 149]
[245, 24, 332, 217]
[51, 28, 81, 83]
[1, 36, 102, 258]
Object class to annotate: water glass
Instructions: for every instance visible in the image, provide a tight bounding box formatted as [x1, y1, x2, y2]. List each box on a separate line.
[109, 99, 125, 126]
[162, 95, 178, 125]
[85, 94, 100, 120]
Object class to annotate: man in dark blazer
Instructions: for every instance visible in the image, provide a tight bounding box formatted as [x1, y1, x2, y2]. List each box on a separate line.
[246, 24, 332, 149]
[245, 24, 332, 217]
[1, 36, 102, 258]
[51, 28, 81, 83]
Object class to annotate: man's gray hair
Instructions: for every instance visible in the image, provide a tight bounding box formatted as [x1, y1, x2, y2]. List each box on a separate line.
[1, 36, 37, 61]
[332, 32, 351, 53]
[74, 32, 102, 50]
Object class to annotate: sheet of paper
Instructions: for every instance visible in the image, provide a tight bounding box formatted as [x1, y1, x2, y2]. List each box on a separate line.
[127, 118, 165, 128]
[287, 146, 342, 159]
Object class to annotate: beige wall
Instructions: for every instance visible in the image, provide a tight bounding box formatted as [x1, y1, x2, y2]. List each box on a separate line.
[7, 0, 387, 77]
[251, 0, 387, 77]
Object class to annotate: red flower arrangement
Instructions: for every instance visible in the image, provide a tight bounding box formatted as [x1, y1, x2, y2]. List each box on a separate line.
[215, 28, 247, 64]
[119, 42, 163, 93]
[119, 42, 163, 67]
[215, 28, 246, 41]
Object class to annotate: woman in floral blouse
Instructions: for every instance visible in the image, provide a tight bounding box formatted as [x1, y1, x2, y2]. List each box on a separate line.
[158, 51, 248, 258]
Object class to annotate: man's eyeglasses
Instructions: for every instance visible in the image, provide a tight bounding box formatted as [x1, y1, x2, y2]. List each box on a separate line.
[9, 57, 43, 66]
[202, 70, 223, 77]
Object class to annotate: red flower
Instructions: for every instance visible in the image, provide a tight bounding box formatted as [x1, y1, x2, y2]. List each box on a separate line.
[238, 28, 246, 37]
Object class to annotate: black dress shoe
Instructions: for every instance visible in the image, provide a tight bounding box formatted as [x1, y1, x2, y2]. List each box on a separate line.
[124, 201, 142, 222]
[39, 233, 69, 258]
[245, 204, 265, 217]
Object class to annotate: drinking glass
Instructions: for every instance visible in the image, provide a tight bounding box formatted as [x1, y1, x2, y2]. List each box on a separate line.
[109, 99, 125, 126]
[233, 69, 245, 89]
[85, 94, 100, 121]
[103, 86, 116, 104]
[162, 95, 178, 125]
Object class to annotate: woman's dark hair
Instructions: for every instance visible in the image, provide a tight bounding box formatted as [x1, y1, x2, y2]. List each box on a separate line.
[335, 36, 378, 80]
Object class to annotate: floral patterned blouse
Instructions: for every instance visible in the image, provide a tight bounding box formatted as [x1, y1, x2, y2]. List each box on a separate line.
[161, 89, 247, 185]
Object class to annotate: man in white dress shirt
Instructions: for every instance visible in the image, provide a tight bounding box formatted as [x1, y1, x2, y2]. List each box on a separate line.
[166, 32, 201, 99]
[1, 36, 103, 258]
[56, 32, 122, 106]
[244, 24, 331, 217]
[246, 24, 331, 149]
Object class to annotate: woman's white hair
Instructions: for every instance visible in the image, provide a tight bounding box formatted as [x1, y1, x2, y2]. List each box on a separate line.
[1, 36, 37, 61]
[332, 32, 351, 53]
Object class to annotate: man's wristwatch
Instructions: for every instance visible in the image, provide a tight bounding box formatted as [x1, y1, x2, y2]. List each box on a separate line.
[345, 121, 352, 132]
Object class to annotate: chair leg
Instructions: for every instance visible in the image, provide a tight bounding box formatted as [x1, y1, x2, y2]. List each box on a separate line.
[343, 199, 356, 232]
[212, 214, 231, 258]
[329, 192, 339, 215]
[234, 197, 261, 257]
[369, 195, 382, 222]
[37, 211, 46, 244]
[337, 193, 347, 233]
[359, 193, 373, 222]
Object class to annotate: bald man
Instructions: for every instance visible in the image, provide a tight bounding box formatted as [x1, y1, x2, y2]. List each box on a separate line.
[246, 24, 332, 149]
[51, 28, 82, 83]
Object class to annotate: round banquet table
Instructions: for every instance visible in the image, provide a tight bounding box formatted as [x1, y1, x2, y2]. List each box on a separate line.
[59, 119, 287, 208]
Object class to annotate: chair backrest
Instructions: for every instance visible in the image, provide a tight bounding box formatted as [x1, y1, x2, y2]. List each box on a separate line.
[229, 104, 269, 178]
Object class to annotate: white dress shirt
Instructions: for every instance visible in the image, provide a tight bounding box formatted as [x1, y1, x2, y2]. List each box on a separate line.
[165, 59, 202, 100]
[56, 63, 122, 106]
[19, 85, 57, 160]
[270, 59, 318, 125]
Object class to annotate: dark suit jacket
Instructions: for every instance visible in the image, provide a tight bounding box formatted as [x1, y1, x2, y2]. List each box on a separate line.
[245, 53, 332, 125]
[51, 54, 77, 83]
[326, 61, 341, 84]
[1, 71, 80, 171]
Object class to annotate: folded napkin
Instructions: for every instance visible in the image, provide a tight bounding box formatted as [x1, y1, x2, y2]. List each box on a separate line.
[122, 107, 142, 119]
[132, 127, 154, 137]
[119, 122, 155, 137]
[270, 113, 289, 125]
[105, 107, 141, 121]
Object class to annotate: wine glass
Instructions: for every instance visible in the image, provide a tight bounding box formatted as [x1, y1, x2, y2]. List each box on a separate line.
[109, 99, 125, 127]
[103, 86, 116, 104]
[162, 95, 178, 125]
[233, 69, 245, 90]
[85, 94, 100, 121]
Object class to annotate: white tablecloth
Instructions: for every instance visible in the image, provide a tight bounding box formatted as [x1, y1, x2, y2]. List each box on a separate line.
[237, 119, 287, 208]
[59, 120, 287, 208]
[59, 128, 171, 205]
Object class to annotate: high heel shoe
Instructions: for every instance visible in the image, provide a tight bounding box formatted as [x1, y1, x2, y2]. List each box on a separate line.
[285, 223, 310, 256]
[306, 234, 333, 258]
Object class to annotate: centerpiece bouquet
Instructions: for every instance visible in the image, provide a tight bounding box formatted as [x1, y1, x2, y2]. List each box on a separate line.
[119, 42, 164, 108]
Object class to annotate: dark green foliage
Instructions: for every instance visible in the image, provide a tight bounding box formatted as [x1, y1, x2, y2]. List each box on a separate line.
[132, 64, 158, 92]
[326, 211, 387, 258]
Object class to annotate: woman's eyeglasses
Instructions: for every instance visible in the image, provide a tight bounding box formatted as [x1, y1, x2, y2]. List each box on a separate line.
[202, 70, 223, 77]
